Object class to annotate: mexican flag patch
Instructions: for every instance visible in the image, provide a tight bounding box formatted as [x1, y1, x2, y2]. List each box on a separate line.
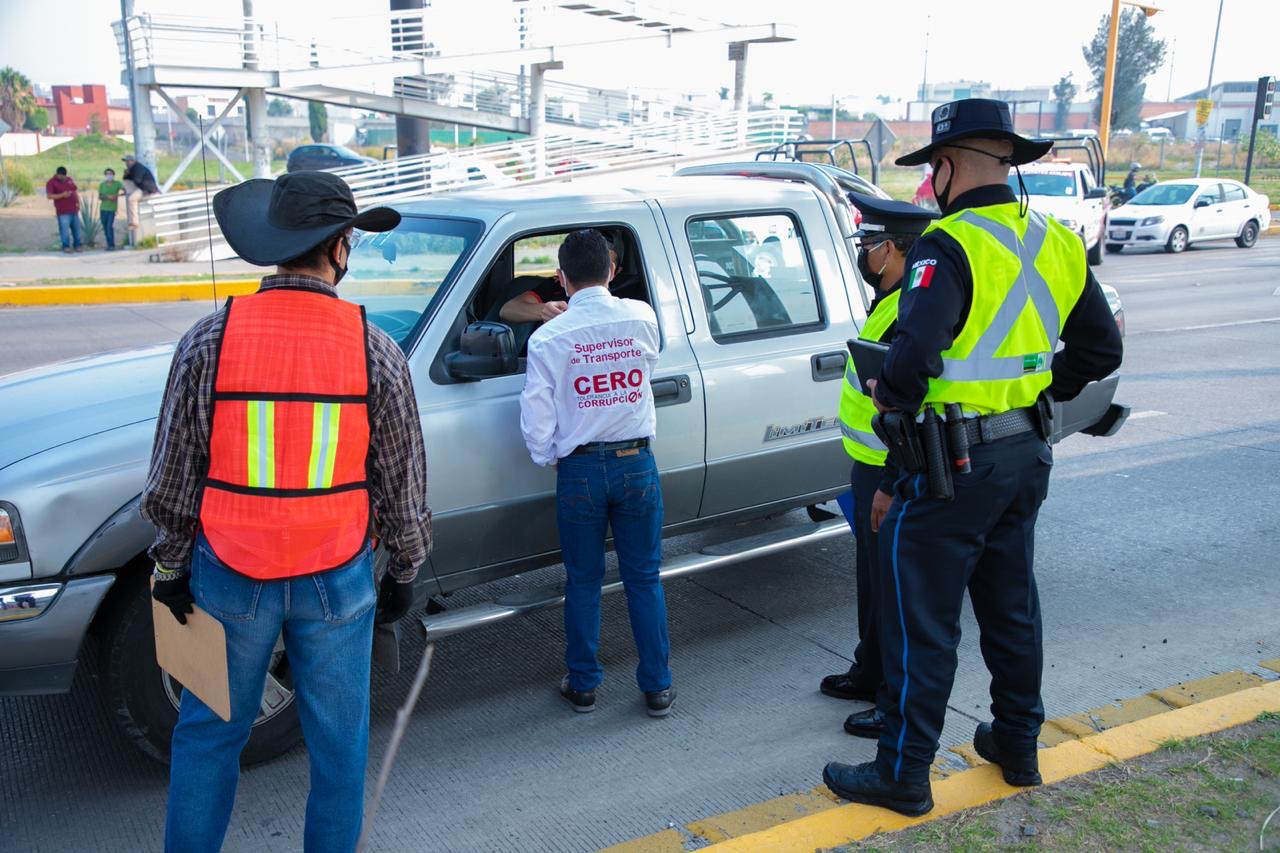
[907, 260, 936, 290]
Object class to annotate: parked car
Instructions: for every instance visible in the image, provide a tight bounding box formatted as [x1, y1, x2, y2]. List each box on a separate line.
[1105, 178, 1272, 254]
[0, 163, 1128, 764]
[1142, 127, 1174, 141]
[286, 144, 377, 173]
[1011, 160, 1110, 266]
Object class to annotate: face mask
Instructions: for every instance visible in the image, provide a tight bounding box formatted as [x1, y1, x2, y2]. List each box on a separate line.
[857, 243, 888, 288]
[930, 156, 955, 212]
[330, 236, 351, 286]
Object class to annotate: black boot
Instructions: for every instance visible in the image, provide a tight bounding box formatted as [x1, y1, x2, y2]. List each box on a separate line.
[973, 722, 1041, 786]
[822, 761, 933, 817]
[843, 708, 885, 739]
[819, 670, 877, 701]
[559, 676, 596, 713]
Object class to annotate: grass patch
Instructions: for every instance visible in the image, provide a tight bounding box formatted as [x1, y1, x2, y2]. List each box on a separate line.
[0, 246, 28, 254]
[838, 716, 1280, 852]
[13, 134, 285, 196]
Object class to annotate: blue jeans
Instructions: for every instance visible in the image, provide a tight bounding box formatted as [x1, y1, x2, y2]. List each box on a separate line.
[165, 537, 376, 853]
[56, 212, 81, 249]
[100, 209, 116, 248]
[557, 446, 670, 693]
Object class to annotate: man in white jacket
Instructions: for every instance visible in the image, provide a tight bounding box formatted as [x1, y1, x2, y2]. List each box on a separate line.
[519, 228, 674, 718]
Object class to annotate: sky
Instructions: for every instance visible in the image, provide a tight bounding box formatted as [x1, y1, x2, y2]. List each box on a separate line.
[1, 0, 1276, 109]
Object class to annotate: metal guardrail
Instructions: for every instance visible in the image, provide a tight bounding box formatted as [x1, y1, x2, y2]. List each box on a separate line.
[143, 110, 804, 257]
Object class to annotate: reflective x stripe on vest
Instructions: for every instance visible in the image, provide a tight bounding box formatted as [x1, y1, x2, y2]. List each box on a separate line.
[199, 289, 372, 580]
[839, 288, 900, 465]
[922, 204, 1086, 415]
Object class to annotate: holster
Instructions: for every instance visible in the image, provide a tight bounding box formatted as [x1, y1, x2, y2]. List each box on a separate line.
[1034, 391, 1056, 442]
[921, 407, 955, 501]
[871, 411, 925, 474]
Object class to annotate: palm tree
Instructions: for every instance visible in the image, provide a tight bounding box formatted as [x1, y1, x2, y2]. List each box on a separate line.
[0, 67, 37, 130]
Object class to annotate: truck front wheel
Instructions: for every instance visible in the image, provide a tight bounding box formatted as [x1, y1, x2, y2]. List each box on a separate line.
[100, 574, 304, 766]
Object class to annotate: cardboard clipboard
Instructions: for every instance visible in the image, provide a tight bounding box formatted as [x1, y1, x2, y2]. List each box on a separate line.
[151, 580, 231, 722]
[847, 338, 890, 396]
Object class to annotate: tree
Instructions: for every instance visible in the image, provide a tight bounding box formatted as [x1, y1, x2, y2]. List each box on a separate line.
[23, 106, 48, 132]
[267, 98, 293, 117]
[308, 101, 328, 142]
[0, 66, 36, 130]
[1053, 74, 1078, 132]
[185, 107, 199, 124]
[1082, 9, 1167, 131]
[762, 91, 775, 107]
[718, 86, 730, 101]
[87, 112, 103, 136]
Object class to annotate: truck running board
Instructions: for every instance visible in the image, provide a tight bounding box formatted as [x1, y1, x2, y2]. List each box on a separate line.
[419, 517, 851, 640]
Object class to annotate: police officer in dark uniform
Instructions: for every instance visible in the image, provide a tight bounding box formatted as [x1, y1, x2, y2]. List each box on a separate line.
[822, 99, 1123, 816]
[825, 196, 936, 741]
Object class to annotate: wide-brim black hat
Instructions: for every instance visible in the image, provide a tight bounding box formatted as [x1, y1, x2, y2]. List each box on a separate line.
[896, 98, 1053, 167]
[213, 171, 400, 266]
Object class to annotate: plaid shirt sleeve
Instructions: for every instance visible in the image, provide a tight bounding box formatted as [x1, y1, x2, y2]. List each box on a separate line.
[141, 312, 222, 575]
[364, 326, 432, 582]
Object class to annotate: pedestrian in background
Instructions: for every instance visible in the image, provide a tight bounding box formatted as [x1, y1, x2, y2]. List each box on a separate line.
[823, 99, 1122, 816]
[143, 171, 428, 851]
[45, 166, 81, 253]
[825, 195, 936, 742]
[520, 228, 675, 718]
[121, 153, 160, 246]
[98, 167, 124, 251]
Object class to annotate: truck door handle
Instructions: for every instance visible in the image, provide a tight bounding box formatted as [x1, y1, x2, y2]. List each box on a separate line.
[651, 374, 692, 408]
[811, 351, 847, 382]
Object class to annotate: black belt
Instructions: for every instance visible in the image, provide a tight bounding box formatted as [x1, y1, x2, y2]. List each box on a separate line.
[960, 406, 1038, 446]
[571, 438, 649, 456]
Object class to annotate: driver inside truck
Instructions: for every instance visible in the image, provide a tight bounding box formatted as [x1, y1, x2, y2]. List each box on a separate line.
[498, 230, 644, 325]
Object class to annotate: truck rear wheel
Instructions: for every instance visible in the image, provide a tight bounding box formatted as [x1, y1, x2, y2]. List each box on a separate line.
[100, 573, 303, 766]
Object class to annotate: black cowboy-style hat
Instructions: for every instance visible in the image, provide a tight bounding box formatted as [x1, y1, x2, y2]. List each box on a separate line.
[212, 171, 400, 266]
[849, 194, 938, 239]
[896, 98, 1053, 167]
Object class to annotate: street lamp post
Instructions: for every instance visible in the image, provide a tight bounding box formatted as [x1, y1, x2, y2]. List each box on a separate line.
[1194, 0, 1225, 178]
[1098, 1, 1161, 161]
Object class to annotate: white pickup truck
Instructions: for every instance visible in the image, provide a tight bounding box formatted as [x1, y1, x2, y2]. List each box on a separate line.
[1009, 158, 1110, 266]
[0, 162, 1127, 763]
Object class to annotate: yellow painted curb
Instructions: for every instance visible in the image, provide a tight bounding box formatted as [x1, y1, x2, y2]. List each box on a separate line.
[0, 280, 258, 306]
[702, 679, 1280, 852]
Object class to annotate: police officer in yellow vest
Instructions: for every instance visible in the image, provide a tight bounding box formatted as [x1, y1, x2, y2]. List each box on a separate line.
[824, 196, 937, 743]
[823, 99, 1123, 816]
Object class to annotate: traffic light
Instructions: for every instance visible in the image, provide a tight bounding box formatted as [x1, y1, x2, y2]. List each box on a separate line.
[1264, 77, 1276, 120]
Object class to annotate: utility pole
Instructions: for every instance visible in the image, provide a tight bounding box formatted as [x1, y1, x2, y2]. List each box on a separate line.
[1194, 0, 1224, 178]
[120, 0, 156, 177]
[1098, 0, 1122, 159]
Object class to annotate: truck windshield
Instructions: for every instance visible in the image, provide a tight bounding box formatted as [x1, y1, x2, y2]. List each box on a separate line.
[1010, 173, 1076, 196]
[345, 215, 483, 348]
[1130, 184, 1196, 206]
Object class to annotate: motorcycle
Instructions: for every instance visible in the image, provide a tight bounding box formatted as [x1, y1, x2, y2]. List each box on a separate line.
[1109, 178, 1157, 207]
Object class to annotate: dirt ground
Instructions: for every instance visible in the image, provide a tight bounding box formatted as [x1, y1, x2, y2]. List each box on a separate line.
[0, 195, 126, 252]
[840, 714, 1280, 852]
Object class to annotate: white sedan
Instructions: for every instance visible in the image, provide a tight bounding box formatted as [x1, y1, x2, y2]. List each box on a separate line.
[1104, 178, 1271, 254]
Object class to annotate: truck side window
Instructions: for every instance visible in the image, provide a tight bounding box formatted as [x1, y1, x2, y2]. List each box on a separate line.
[458, 224, 655, 374]
[686, 212, 822, 341]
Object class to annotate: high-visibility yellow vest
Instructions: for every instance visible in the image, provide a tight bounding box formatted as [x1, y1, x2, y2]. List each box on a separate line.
[920, 203, 1086, 415]
[838, 288, 900, 465]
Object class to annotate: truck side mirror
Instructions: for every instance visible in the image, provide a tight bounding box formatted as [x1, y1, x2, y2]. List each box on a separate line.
[1085, 187, 1107, 200]
[445, 321, 518, 381]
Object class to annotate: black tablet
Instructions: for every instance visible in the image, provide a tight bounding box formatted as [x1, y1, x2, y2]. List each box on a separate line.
[846, 339, 890, 396]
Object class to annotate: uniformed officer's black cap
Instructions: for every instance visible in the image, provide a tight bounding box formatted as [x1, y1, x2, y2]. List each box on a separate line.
[849, 193, 938, 238]
[896, 98, 1053, 167]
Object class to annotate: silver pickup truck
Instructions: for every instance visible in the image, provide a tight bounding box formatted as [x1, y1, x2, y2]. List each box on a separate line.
[0, 163, 1127, 763]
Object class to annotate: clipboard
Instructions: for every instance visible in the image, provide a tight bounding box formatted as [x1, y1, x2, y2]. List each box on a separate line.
[847, 338, 890, 396]
[151, 580, 231, 722]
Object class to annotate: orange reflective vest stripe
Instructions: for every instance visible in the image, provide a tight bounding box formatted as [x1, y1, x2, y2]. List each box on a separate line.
[199, 288, 372, 579]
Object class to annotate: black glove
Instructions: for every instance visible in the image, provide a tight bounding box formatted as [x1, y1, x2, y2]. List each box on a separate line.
[152, 571, 195, 625]
[375, 573, 414, 625]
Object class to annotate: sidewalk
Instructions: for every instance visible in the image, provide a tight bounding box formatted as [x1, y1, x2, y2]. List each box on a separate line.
[0, 249, 259, 285]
